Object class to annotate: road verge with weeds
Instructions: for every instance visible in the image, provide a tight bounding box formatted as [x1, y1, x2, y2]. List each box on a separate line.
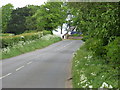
[1, 34, 61, 59]
[72, 44, 119, 88]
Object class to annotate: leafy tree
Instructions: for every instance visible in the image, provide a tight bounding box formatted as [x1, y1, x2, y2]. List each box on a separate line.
[68, 2, 120, 67]
[68, 2, 120, 39]
[25, 5, 40, 31]
[2, 3, 14, 33]
[0, 7, 2, 32]
[7, 6, 31, 34]
[34, 2, 68, 32]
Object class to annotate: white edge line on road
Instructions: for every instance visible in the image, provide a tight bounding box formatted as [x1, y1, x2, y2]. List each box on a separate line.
[16, 66, 24, 71]
[0, 73, 12, 79]
[27, 61, 32, 65]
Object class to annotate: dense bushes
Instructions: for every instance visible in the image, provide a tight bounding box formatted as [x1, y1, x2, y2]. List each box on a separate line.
[69, 2, 120, 69]
[43, 30, 52, 35]
[68, 2, 120, 88]
[1, 34, 61, 59]
[70, 34, 80, 37]
[1, 30, 54, 48]
[84, 38, 107, 57]
[72, 45, 119, 88]
[106, 37, 120, 68]
[1, 2, 67, 35]
[1, 32, 43, 48]
[0, 33, 14, 36]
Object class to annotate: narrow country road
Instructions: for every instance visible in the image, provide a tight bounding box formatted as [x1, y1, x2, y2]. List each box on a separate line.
[1, 40, 83, 88]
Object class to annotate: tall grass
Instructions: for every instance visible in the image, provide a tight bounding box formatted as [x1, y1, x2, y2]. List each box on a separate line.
[1, 35, 61, 59]
[72, 44, 119, 88]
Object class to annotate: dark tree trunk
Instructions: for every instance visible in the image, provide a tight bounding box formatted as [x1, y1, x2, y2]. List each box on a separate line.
[61, 24, 63, 34]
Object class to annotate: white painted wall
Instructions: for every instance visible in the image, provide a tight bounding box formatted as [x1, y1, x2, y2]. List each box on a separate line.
[52, 23, 68, 38]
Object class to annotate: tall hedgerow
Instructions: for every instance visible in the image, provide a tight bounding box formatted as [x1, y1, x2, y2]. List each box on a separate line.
[68, 2, 120, 88]
[68, 2, 120, 67]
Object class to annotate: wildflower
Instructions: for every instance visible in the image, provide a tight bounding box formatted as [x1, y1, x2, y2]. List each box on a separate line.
[41, 34, 57, 40]
[81, 79, 87, 84]
[88, 55, 92, 59]
[100, 82, 108, 88]
[2, 47, 10, 53]
[102, 75, 104, 78]
[91, 73, 96, 76]
[75, 60, 77, 63]
[80, 74, 87, 81]
[77, 61, 80, 64]
[74, 52, 77, 55]
[85, 64, 88, 66]
[6, 47, 10, 52]
[89, 85, 93, 88]
[21, 36, 24, 38]
[75, 64, 77, 67]
[77, 83, 80, 86]
[109, 85, 113, 88]
[82, 84, 88, 88]
[84, 57, 87, 59]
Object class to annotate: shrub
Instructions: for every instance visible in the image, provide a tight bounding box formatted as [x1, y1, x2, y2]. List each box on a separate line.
[0, 33, 14, 36]
[1, 32, 43, 48]
[43, 30, 52, 35]
[81, 35, 89, 42]
[1, 35, 61, 59]
[106, 37, 120, 68]
[84, 38, 106, 57]
[72, 45, 119, 88]
[71, 34, 80, 37]
[23, 30, 38, 33]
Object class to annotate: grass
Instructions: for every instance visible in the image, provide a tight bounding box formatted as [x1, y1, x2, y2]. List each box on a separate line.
[1, 35, 61, 59]
[72, 44, 119, 88]
[0, 33, 14, 36]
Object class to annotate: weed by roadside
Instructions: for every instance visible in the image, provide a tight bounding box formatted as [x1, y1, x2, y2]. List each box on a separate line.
[72, 45, 119, 88]
[0, 34, 61, 59]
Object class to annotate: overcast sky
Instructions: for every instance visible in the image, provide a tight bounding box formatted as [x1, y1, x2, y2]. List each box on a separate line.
[1, 0, 119, 8]
[0, 0, 48, 8]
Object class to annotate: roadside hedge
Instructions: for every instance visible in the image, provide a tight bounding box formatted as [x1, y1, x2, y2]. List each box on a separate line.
[1, 32, 43, 48]
[106, 37, 120, 68]
[68, 2, 120, 88]
[43, 30, 52, 35]
[69, 2, 120, 68]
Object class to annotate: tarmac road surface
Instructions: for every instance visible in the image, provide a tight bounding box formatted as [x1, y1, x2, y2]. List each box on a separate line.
[1, 40, 83, 88]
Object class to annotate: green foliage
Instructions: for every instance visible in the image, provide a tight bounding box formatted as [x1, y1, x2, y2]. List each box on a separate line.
[23, 30, 38, 33]
[68, 2, 120, 88]
[1, 32, 43, 48]
[72, 45, 119, 88]
[85, 38, 106, 57]
[106, 37, 120, 68]
[81, 35, 88, 42]
[25, 5, 40, 30]
[0, 8, 2, 32]
[68, 2, 120, 65]
[70, 34, 80, 37]
[2, 3, 14, 33]
[0, 33, 14, 36]
[68, 2, 119, 38]
[1, 35, 61, 59]
[2, 2, 68, 34]
[6, 7, 32, 34]
[43, 30, 52, 35]
[34, 2, 68, 31]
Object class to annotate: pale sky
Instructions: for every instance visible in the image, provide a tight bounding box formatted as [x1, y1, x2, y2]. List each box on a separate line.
[0, 0, 48, 8]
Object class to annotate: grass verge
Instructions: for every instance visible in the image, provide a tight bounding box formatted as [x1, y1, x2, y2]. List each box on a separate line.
[1, 35, 61, 59]
[72, 44, 119, 88]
